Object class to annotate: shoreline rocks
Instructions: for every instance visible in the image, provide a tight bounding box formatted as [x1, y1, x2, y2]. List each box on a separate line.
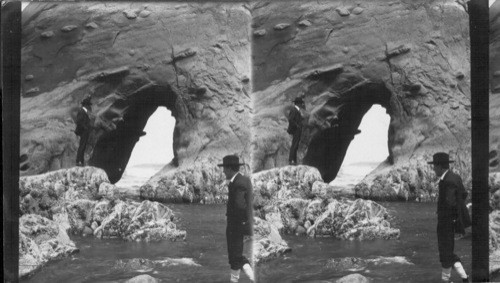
[252, 166, 400, 241]
[18, 166, 186, 278]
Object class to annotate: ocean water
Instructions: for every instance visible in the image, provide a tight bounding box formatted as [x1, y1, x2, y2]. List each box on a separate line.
[21, 203, 471, 283]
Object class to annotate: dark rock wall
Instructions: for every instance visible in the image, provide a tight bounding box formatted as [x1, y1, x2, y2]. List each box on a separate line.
[251, 0, 471, 185]
[20, 3, 252, 183]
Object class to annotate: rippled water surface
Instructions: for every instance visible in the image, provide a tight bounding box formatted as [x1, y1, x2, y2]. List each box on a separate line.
[22, 202, 472, 283]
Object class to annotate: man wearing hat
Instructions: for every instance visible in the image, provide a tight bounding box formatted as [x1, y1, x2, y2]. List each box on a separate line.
[218, 155, 254, 282]
[287, 97, 306, 165]
[74, 95, 92, 166]
[428, 152, 471, 282]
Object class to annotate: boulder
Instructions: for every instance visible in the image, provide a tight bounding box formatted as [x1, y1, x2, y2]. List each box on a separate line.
[93, 200, 186, 242]
[335, 274, 370, 283]
[19, 214, 78, 278]
[252, 165, 322, 205]
[253, 217, 291, 263]
[19, 166, 108, 218]
[140, 164, 228, 203]
[307, 199, 399, 240]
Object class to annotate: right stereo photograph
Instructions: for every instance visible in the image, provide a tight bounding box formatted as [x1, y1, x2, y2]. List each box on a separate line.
[250, 1, 476, 282]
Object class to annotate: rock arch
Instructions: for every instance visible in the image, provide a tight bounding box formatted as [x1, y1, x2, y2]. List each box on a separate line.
[20, 3, 252, 187]
[302, 80, 392, 182]
[251, 0, 471, 196]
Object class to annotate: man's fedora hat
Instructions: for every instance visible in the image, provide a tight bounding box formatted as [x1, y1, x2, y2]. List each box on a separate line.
[427, 152, 455, 164]
[81, 95, 92, 106]
[293, 97, 304, 104]
[217, 155, 245, 167]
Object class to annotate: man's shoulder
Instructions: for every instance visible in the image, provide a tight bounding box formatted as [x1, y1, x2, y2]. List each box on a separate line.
[234, 173, 251, 188]
[444, 170, 463, 185]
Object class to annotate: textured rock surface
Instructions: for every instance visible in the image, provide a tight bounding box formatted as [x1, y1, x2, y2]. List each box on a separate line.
[19, 214, 78, 278]
[140, 163, 229, 203]
[251, 1, 471, 190]
[253, 216, 291, 263]
[21, 3, 251, 185]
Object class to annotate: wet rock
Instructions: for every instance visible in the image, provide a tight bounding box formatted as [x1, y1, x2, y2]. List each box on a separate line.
[61, 25, 78, 32]
[336, 7, 350, 16]
[85, 22, 98, 29]
[295, 225, 306, 236]
[116, 257, 201, 275]
[327, 256, 412, 274]
[352, 7, 364, 15]
[123, 10, 138, 19]
[125, 275, 159, 283]
[335, 273, 370, 283]
[274, 23, 291, 30]
[298, 20, 312, 27]
[82, 226, 93, 236]
[40, 31, 54, 38]
[19, 214, 78, 278]
[25, 74, 34, 81]
[307, 199, 400, 240]
[254, 29, 267, 36]
[93, 200, 186, 242]
[253, 217, 291, 263]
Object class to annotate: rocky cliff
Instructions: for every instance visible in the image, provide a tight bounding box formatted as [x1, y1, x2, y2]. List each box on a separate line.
[21, 2, 251, 184]
[251, 0, 471, 193]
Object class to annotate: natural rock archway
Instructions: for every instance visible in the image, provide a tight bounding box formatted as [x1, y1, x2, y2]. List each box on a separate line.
[251, 0, 471, 196]
[20, 3, 252, 186]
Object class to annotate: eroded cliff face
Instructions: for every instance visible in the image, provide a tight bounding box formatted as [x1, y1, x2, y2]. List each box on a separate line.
[251, 0, 471, 194]
[20, 3, 251, 183]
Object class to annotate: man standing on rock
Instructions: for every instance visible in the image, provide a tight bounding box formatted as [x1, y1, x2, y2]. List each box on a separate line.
[218, 155, 255, 282]
[428, 152, 471, 282]
[74, 95, 92, 166]
[287, 97, 306, 165]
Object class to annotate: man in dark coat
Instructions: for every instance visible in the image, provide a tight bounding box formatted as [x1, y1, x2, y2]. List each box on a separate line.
[75, 95, 92, 166]
[287, 97, 305, 165]
[428, 152, 470, 282]
[218, 155, 254, 282]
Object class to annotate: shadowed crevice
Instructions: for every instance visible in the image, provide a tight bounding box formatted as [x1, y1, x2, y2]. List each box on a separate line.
[303, 82, 393, 182]
[89, 84, 177, 183]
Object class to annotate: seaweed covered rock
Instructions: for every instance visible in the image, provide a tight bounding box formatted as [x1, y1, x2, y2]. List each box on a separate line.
[253, 217, 291, 263]
[19, 214, 78, 278]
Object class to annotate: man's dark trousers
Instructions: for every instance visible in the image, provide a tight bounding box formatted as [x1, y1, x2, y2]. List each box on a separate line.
[289, 127, 301, 164]
[226, 220, 249, 270]
[76, 130, 90, 165]
[437, 215, 461, 268]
